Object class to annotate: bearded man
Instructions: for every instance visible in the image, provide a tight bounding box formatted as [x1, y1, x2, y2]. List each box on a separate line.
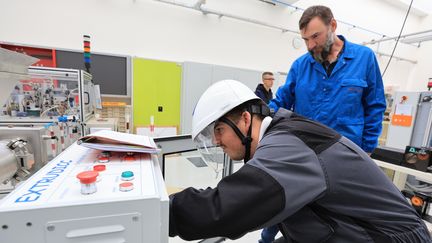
[265, 5, 386, 243]
[269, 5, 385, 154]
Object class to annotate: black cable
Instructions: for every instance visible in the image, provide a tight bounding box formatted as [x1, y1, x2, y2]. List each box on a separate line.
[381, 0, 414, 78]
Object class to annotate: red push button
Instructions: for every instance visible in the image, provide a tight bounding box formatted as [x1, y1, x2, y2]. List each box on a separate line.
[124, 156, 135, 162]
[98, 156, 109, 163]
[119, 182, 134, 192]
[77, 171, 99, 184]
[93, 164, 106, 172]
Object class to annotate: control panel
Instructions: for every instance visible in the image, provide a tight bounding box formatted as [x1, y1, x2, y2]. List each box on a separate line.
[0, 143, 168, 243]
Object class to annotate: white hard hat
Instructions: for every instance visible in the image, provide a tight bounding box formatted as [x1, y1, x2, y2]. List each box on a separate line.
[191, 80, 260, 173]
[192, 80, 259, 140]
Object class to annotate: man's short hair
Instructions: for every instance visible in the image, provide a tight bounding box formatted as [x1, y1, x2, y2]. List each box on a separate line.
[262, 72, 273, 79]
[299, 5, 334, 30]
[223, 99, 267, 123]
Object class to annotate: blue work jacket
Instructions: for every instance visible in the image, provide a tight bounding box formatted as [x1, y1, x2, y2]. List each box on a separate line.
[269, 36, 386, 152]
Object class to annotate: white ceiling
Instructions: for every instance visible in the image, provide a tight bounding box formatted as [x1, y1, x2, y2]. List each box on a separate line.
[168, 0, 432, 18]
[380, 0, 432, 17]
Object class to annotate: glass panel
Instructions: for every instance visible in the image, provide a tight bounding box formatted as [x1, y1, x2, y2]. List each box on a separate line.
[1, 75, 78, 118]
[0, 68, 94, 125]
[165, 150, 223, 194]
[0, 67, 96, 162]
[164, 150, 245, 194]
[82, 71, 95, 121]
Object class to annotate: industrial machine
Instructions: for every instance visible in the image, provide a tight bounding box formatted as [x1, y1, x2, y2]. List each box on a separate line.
[1, 66, 96, 138]
[0, 143, 168, 243]
[86, 117, 119, 134]
[386, 91, 432, 150]
[0, 66, 97, 194]
[383, 91, 432, 219]
[0, 127, 50, 195]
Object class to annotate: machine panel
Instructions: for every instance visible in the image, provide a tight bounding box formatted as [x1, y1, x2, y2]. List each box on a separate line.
[0, 143, 168, 243]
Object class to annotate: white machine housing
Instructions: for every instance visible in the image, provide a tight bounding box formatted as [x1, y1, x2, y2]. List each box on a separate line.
[0, 143, 169, 243]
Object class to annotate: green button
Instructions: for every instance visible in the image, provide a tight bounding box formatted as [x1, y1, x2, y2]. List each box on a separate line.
[121, 171, 134, 178]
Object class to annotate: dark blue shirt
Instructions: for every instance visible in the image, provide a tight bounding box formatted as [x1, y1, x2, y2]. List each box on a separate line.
[255, 83, 273, 104]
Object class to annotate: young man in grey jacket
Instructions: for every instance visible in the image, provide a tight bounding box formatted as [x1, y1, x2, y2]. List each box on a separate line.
[169, 80, 430, 242]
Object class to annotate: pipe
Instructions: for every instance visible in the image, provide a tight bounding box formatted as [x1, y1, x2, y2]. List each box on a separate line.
[272, 0, 387, 38]
[374, 51, 417, 64]
[200, 5, 299, 34]
[154, 0, 299, 34]
[153, 0, 420, 62]
[363, 29, 432, 45]
[155, 0, 396, 42]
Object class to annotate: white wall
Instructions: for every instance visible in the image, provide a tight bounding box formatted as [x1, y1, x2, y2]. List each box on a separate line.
[407, 14, 432, 91]
[0, 0, 430, 91]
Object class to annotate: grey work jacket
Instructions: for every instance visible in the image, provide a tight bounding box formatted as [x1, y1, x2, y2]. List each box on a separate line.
[169, 108, 431, 242]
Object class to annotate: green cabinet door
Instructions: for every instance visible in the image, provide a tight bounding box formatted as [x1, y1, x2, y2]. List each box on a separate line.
[133, 58, 181, 133]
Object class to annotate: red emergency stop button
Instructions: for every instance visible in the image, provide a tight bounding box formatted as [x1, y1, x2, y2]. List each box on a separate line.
[77, 171, 99, 184]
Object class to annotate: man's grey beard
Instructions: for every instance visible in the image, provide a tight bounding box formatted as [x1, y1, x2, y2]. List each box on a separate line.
[309, 30, 335, 63]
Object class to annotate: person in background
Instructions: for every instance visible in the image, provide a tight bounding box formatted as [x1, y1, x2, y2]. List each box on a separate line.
[255, 72, 274, 104]
[264, 5, 387, 243]
[169, 80, 430, 243]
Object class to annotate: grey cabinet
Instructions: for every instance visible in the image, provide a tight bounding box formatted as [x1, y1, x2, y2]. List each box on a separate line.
[180, 62, 262, 134]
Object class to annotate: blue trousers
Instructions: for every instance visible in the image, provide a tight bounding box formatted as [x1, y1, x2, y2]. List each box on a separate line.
[259, 225, 279, 243]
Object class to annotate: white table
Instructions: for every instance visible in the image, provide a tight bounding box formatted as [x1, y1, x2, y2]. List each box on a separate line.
[374, 159, 432, 190]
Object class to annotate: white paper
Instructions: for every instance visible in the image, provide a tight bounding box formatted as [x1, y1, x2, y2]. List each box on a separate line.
[79, 142, 160, 154]
[78, 130, 159, 154]
[395, 104, 413, 116]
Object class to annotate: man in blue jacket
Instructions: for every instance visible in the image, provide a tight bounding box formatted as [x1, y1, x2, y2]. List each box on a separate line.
[270, 5, 386, 153]
[265, 5, 386, 243]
